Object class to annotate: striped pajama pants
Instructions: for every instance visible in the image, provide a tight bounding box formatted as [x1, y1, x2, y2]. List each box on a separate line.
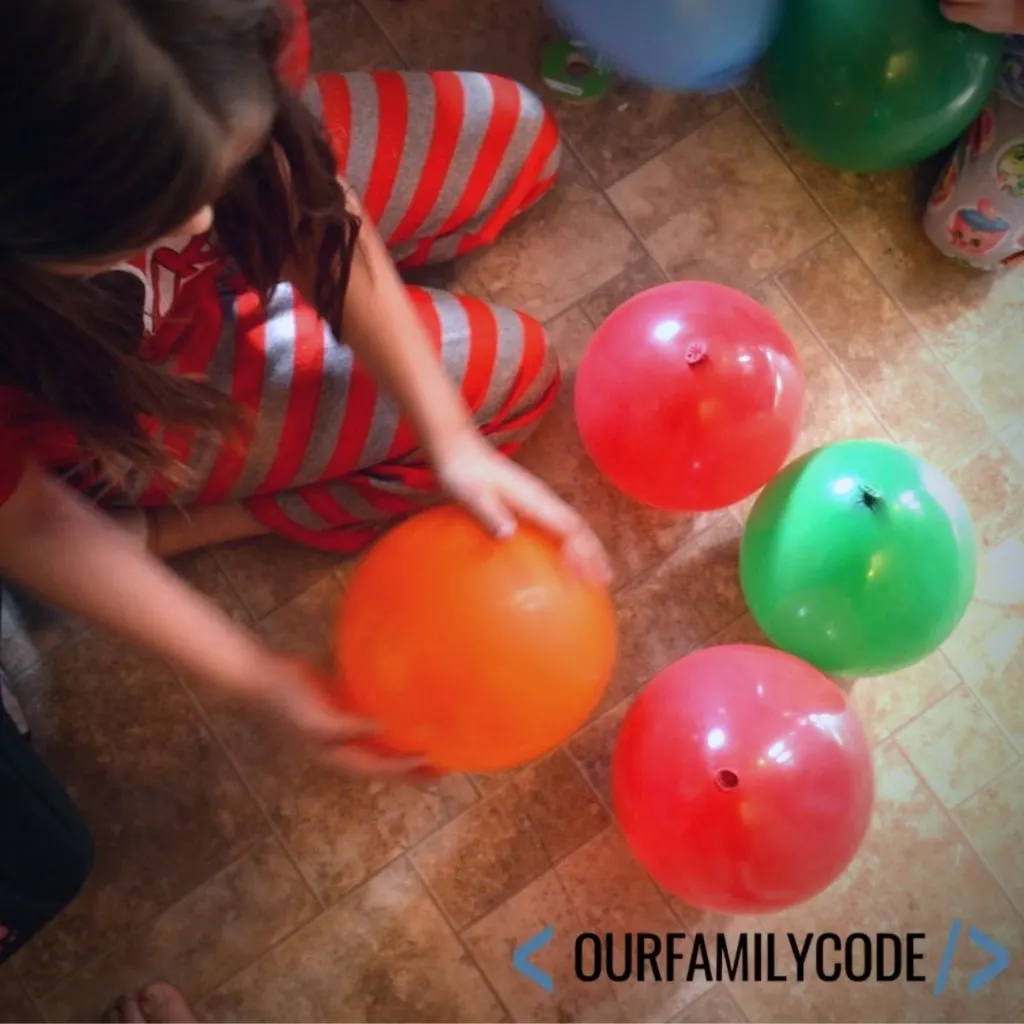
[134, 71, 563, 552]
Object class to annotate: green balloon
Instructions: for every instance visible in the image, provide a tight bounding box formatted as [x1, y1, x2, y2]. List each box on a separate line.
[740, 440, 977, 677]
[763, 0, 1003, 172]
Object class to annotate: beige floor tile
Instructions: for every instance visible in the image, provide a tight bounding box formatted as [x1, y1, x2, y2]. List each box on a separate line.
[896, 686, 1018, 809]
[213, 535, 348, 622]
[545, 303, 594, 375]
[673, 985, 747, 1023]
[948, 328, 1024, 434]
[559, 84, 733, 190]
[0, 967, 40, 1024]
[728, 742, 1024, 1022]
[169, 550, 253, 625]
[463, 869, 623, 1023]
[516, 379, 720, 592]
[848, 652, 963, 747]
[200, 858, 503, 1022]
[362, 0, 556, 87]
[1002, 418, 1024, 468]
[557, 828, 715, 1020]
[8, 638, 266, 997]
[512, 750, 609, 863]
[950, 440, 1024, 549]
[594, 513, 744, 716]
[755, 282, 890, 460]
[460, 150, 643, 323]
[954, 761, 1024, 913]
[579, 255, 668, 327]
[658, 514, 747, 644]
[39, 838, 318, 1022]
[607, 107, 831, 290]
[780, 235, 990, 470]
[944, 532, 1024, 752]
[602, 555, 700, 714]
[706, 614, 772, 647]
[307, 0, 404, 73]
[566, 696, 634, 808]
[411, 784, 552, 929]
[202, 575, 477, 906]
[739, 76, 1024, 366]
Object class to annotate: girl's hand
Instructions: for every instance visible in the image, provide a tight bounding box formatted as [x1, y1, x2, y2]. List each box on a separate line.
[941, 0, 1024, 32]
[251, 652, 428, 778]
[432, 427, 613, 586]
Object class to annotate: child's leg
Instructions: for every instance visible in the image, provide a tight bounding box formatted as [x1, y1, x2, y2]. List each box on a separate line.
[924, 89, 1024, 270]
[110, 71, 562, 555]
[310, 70, 562, 266]
[241, 286, 559, 552]
[0, 693, 93, 965]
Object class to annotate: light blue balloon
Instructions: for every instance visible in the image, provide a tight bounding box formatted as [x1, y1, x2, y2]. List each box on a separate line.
[546, 0, 784, 93]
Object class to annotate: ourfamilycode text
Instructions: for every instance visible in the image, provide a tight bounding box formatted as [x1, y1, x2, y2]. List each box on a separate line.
[574, 932, 928, 984]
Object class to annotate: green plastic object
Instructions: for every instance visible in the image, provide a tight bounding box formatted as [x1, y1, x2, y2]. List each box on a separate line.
[740, 440, 977, 678]
[763, 0, 1003, 172]
[541, 40, 614, 103]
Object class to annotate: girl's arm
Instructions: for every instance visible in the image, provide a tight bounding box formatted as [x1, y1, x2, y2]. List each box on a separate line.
[0, 462, 421, 776]
[339, 190, 481, 461]
[337, 192, 612, 583]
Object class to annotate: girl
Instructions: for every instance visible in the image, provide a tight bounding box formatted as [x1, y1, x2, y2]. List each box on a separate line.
[926, 6, 1024, 268]
[0, 0, 609, 968]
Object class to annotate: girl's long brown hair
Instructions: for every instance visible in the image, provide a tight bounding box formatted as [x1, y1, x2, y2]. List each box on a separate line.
[0, 0, 360, 480]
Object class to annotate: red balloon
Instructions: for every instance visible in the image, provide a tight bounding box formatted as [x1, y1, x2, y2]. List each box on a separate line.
[612, 645, 873, 914]
[574, 282, 805, 511]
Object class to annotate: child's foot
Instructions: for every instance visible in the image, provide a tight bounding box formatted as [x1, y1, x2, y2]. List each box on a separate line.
[106, 982, 197, 1023]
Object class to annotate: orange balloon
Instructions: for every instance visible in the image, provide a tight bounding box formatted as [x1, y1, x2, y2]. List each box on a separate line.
[335, 505, 618, 773]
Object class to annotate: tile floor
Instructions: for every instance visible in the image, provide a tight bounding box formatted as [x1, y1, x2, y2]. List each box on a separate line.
[2, 1, 1023, 1021]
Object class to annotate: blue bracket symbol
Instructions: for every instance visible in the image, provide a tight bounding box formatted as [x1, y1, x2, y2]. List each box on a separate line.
[934, 920, 1011, 995]
[513, 925, 554, 993]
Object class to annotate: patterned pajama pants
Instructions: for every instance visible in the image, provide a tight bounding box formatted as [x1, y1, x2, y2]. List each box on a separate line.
[133, 71, 563, 552]
[924, 37, 1024, 270]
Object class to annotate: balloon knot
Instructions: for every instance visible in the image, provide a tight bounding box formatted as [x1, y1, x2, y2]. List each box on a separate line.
[858, 485, 883, 511]
[685, 341, 708, 365]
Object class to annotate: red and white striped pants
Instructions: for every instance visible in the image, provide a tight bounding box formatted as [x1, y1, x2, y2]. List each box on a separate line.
[135, 71, 563, 552]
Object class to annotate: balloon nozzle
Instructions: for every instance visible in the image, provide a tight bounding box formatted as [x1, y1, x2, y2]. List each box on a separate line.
[685, 341, 708, 365]
[714, 768, 739, 791]
[858, 485, 884, 511]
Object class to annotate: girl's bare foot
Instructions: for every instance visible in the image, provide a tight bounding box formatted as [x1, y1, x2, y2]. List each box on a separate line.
[107, 982, 197, 1023]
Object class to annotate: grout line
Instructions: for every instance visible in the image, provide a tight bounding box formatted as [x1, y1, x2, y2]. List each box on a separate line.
[354, 0, 412, 69]
[737, 86, 1010, 394]
[889, 735, 1024, 927]
[173, 673, 328, 913]
[593, 106, 739, 285]
[195, 847, 418, 1012]
[27, 830, 271, 1017]
[773, 264, 1004, 478]
[772, 266, 899, 449]
[570, 88, 744, 197]
[407, 857, 515, 1021]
